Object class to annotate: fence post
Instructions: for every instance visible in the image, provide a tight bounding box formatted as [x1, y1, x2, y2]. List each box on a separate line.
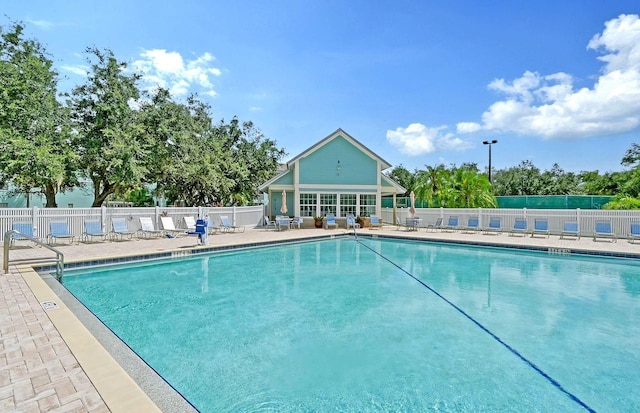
[232, 205, 237, 225]
[523, 207, 527, 219]
[154, 206, 160, 226]
[32, 206, 39, 239]
[439, 207, 444, 219]
[101, 206, 107, 232]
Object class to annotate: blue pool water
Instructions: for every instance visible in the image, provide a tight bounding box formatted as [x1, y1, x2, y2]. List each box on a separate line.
[63, 238, 640, 412]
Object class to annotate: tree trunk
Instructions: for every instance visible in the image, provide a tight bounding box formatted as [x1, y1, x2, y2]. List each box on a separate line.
[44, 183, 58, 207]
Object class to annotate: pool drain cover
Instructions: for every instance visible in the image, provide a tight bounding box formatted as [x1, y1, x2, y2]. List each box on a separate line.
[41, 301, 59, 310]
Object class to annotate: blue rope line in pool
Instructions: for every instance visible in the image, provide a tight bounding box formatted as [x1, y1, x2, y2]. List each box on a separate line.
[355, 239, 596, 413]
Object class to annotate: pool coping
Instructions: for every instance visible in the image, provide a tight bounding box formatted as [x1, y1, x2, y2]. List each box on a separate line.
[20, 231, 640, 411]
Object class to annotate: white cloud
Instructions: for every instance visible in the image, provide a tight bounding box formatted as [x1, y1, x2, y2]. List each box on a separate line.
[60, 64, 89, 76]
[465, 14, 640, 140]
[456, 122, 482, 134]
[386, 123, 472, 156]
[26, 19, 54, 30]
[133, 49, 222, 98]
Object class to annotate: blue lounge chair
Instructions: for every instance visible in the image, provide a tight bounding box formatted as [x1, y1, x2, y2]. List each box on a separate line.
[463, 216, 479, 233]
[593, 220, 616, 242]
[531, 218, 549, 238]
[630, 222, 640, 244]
[111, 217, 136, 241]
[48, 221, 77, 245]
[442, 216, 459, 232]
[560, 221, 580, 240]
[510, 218, 528, 236]
[325, 214, 339, 229]
[220, 215, 245, 233]
[138, 216, 164, 238]
[346, 215, 360, 230]
[483, 217, 501, 235]
[369, 215, 383, 229]
[11, 222, 41, 247]
[83, 220, 107, 242]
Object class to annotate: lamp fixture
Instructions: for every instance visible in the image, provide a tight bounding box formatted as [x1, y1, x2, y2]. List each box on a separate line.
[336, 160, 341, 175]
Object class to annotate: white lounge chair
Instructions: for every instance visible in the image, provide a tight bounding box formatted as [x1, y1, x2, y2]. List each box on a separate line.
[220, 215, 245, 233]
[138, 217, 164, 238]
[160, 216, 185, 238]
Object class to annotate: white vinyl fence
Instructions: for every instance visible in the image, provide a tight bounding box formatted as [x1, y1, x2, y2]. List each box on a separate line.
[382, 207, 640, 240]
[0, 205, 264, 242]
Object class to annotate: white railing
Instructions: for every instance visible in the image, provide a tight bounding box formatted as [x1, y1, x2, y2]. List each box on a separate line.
[382, 207, 640, 239]
[0, 205, 264, 242]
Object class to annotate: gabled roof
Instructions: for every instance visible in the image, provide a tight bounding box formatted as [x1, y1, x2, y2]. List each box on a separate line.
[286, 128, 392, 170]
[258, 168, 289, 191]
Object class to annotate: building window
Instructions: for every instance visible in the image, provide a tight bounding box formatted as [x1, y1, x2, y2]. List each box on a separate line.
[299, 193, 317, 217]
[340, 194, 356, 217]
[360, 194, 376, 216]
[320, 193, 336, 216]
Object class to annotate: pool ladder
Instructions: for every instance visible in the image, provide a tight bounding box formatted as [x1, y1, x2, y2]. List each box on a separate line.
[3, 230, 64, 281]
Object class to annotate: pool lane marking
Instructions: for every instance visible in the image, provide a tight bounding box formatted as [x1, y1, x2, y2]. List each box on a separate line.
[355, 238, 596, 413]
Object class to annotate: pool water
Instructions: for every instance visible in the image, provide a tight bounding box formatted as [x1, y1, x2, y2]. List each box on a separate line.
[63, 238, 640, 412]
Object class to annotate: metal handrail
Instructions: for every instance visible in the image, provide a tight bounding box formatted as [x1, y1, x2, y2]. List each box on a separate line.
[4, 230, 64, 281]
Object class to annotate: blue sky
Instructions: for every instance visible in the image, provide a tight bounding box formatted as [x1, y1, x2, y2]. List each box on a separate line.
[3, 1, 640, 174]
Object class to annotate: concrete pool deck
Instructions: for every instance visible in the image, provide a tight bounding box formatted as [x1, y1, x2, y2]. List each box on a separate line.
[2, 225, 639, 412]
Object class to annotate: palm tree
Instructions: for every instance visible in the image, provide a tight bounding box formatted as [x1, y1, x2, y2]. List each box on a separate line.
[414, 164, 448, 207]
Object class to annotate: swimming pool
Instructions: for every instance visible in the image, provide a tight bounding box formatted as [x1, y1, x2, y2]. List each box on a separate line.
[63, 237, 640, 412]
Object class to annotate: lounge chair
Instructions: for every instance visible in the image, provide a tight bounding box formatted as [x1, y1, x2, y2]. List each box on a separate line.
[510, 218, 528, 236]
[83, 220, 107, 242]
[325, 214, 339, 229]
[630, 222, 640, 244]
[560, 221, 580, 240]
[442, 216, 459, 232]
[48, 221, 77, 245]
[184, 216, 197, 231]
[220, 215, 245, 233]
[369, 215, 383, 229]
[10, 222, 41, 247]
[463, 216, 479, 233]
[263, 216, 277, 230]
[346, 214, 360, 230]
[483, 217, 501, 235]
[111, 217, 136, 241]
[593, 220, 616, 242]
[160, 216, 185, 238]
[531, 218, 549, 238]
[206, 216, 222, 235]
[290, 217, 303, 229]
[426, 217, 443, 232]
[138, 217, 164, 238]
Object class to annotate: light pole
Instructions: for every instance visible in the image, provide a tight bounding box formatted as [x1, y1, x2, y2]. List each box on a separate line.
[482, 140, 498, 183]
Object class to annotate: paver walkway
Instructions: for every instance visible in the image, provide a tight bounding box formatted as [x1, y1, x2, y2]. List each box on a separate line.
[2, 225, 639, 412]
